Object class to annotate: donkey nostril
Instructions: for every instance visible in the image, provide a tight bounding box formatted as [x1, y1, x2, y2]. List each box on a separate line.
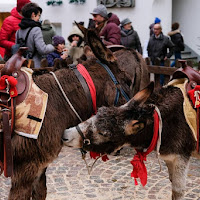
[62, 138, 69, 142]
[84, 139, 90, 145]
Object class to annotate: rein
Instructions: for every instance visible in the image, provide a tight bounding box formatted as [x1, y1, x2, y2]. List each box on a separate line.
[96, 60, 130, 105]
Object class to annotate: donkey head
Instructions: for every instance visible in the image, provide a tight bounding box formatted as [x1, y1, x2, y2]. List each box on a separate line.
[62, 82, 155, 154]
[75, 22, 116, 63]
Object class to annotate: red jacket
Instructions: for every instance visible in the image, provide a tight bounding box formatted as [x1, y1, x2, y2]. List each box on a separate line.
[100, 13, 121, 46]
[0, 7, 23, 59]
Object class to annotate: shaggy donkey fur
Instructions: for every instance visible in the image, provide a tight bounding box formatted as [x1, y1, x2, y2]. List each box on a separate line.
[63, 83, 197, 200]
[7, 27, 149, 199]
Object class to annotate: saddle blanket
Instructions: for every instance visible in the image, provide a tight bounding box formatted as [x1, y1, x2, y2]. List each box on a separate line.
[14, 67, 48, 139]
[167, 78, 197, 141]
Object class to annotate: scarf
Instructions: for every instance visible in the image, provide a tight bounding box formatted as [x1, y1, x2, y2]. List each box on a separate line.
[19, 18, 41, 30]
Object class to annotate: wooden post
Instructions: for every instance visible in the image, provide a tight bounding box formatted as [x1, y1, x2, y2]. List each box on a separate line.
[154, 58, 161, 88]
[164, 59, 171, 85]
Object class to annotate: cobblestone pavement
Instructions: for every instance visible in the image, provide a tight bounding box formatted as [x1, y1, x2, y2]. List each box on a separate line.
[1, 147, 200, 200]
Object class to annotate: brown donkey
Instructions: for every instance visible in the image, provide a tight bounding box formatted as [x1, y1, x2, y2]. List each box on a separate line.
[63, 81, 198, 200]
[5, 26, 149, 199]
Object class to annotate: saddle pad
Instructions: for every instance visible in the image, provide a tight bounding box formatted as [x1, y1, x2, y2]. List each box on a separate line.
[14, 67, 48, 139]
[167, 78, 197, 141]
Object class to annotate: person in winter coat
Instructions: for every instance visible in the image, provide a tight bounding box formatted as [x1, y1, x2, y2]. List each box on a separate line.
[91, 4, 121, 46]
[16, 3, 54, 68]
[147, 23, 174, 85]
[120, 18, 142, 54]
[0, 0, 31, 61]
[147, 24, 174, 65]
[47, 36, 68, 67]
[41, 19, 56, 45]
[168, 22, 185, 67]
[67, 25, 84, 64]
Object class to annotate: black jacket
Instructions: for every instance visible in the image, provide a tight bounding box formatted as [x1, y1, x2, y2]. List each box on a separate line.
[168, 30, 184, 52]
[147, 32, 175, 63]
[120, 26, 142, 54]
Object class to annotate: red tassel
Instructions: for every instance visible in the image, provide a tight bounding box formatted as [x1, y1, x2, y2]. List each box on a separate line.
[0, 75, 18, 97]
[90, 151, 109, 162]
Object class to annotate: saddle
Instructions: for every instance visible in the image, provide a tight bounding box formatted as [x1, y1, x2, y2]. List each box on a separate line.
[0, 48, 30, 177]
[172, 60, 200, 153]
[172, 60, 200, 93]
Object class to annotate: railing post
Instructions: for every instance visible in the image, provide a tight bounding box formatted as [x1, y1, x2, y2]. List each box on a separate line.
[164, 59, 171, 84]
[154, 58, 161, 88]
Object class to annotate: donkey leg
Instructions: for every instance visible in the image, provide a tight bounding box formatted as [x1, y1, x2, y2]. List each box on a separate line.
[32, 167, 48, 200]
[171, 155, 190, 200]
[165, 160, 173, 182]
[8, 162, 40, 200]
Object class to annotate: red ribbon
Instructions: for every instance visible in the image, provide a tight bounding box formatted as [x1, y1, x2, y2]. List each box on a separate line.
[90, 151, 109, 162]
[0, 75, 18, 97]
[130, 110, 159, 186]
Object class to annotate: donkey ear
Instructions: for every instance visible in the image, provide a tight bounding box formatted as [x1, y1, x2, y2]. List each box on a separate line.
[133, 82, 154, 104]
[75, 21, 87, 35]
[121, 82, 154, 109]
[125, 120, 145, 135]
[87, 30, 116, 63]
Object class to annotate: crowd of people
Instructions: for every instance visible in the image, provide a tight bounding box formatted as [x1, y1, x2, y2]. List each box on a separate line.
[0, 2, 184, 72]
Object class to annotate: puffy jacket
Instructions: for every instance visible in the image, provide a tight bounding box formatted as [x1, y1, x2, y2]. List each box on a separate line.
[16, 18, 54, 68]
[0, 7, 23, 60]
[100, 13, 121, 45]
[47, 51, 61, 67]
[147, 32, 175, 63]
[120, 26, 142, 54]
[168, 30, 184, 52]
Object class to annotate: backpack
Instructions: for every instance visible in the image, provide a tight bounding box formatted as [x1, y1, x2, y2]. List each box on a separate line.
[12, 27, 35, 59]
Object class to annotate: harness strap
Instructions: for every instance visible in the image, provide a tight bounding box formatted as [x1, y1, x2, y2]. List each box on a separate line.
[2, 109, 13, 177]
[50, 71, 83, 122]
[96, 60, 130, 105]
[69, 64, 93, 115]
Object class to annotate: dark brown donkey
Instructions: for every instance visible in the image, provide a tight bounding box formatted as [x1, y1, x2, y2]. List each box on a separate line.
[63, 78, 199, 200]
[3, 26, 149, 199]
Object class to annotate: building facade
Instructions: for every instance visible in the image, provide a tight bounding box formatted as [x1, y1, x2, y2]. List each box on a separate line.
[0, 0, 199, 59]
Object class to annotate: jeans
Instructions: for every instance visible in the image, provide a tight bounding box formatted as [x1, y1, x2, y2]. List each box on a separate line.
[171, 52, 182, 67]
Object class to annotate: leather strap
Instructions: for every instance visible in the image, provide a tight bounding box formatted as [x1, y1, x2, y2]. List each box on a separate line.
[2, 109, 13, 177]
[69, 64, 93, 115]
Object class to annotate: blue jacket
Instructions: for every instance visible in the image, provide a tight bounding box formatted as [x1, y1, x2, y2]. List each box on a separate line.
[47, 51, 61, 67]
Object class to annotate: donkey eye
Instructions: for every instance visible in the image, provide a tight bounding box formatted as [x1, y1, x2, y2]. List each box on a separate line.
[99, 132, 105, 136]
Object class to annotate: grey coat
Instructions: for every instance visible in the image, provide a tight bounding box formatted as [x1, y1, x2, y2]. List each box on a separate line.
[16, 27, 54, 68]
[120, 27, 142, 54]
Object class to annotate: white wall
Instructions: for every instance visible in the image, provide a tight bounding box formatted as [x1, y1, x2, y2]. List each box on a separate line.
[0, 0, 15, 12]
[34, 0, 172, 47]
[172, 0, 200, 56]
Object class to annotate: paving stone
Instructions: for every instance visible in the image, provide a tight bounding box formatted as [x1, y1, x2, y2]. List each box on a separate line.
[0, 147, 200, 199]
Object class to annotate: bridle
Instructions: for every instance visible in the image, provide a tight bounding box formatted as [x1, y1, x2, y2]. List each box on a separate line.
[76, 125, 91, 147]
[75, 125, 107, 174]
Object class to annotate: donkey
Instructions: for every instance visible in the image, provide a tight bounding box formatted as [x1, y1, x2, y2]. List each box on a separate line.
[5, 26, 149, 199]
[62, 81, 198, 200]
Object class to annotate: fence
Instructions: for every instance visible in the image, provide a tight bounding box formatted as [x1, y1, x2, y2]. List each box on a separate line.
[145, 57, 200, 88]
[1, 57, 200, 88]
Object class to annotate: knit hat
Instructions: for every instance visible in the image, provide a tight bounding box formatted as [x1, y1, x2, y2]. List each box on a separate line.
[17, 0, 31, 12]
[154, 17, 161, 24]
[91, 4, 108, 18]
[52, 36, 65, 46]
[120, 18, 132, 26]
